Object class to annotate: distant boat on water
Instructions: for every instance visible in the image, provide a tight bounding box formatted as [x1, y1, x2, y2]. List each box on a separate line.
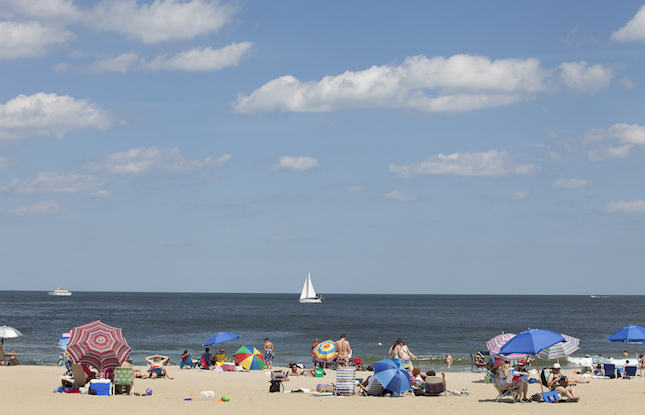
[299, 272, 323, 303]
[48, 287, 72, 296]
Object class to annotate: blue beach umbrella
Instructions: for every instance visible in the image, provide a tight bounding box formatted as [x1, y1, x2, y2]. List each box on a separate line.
[607, 325, 645, 359]
[203, 332, 240, 347]
[499, 328, 564, 392]
[373, 358, 399, 373]
[372, 364, 411, 395]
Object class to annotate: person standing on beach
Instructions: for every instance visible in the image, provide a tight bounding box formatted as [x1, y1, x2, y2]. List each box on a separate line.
[264, 338, 275, 369]
[389, 338, 402, 365]
[400, 341, 417, 374]
[312, 338, 319, 367]
[445, 352, 453, 368]
[336, 334, 352, 366]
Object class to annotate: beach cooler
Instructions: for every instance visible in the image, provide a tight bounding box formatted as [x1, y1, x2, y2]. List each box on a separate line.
[89, 379, 111, 396]
[223, 362, 235, 372]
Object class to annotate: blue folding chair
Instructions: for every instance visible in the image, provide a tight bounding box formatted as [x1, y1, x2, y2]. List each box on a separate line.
[624, 366, 637, 377]
[603, 363, 616, 378]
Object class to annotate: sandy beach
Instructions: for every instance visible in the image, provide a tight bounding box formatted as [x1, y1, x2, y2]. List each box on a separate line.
[1, 365, 643, 415]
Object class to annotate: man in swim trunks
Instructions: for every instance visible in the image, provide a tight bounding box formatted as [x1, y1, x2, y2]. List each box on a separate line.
[145, 354, 173, 379]
[335, 334, 352, 366]
[264, 338, 275, 369]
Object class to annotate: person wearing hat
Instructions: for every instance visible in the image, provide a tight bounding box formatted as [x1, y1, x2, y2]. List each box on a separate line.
[547, 363, 580, 402]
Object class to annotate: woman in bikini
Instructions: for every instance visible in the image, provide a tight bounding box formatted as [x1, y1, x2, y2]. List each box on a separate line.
[389, 338, 403, 365]
[400, 341, 417, 374]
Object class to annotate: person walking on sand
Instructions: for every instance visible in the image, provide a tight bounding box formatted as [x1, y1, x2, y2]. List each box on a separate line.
[336, 334, 352, 366]
[445, 352, 453, 368]
[264, 338, 275, 369]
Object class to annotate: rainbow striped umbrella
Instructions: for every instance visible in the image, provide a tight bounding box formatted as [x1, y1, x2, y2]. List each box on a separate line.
[313, 340, 338, 362]
[537, 334, 580, 360]
[66, 320, 131, 372]
[486, 333, 527, 360]
[235, 346, 265, 370]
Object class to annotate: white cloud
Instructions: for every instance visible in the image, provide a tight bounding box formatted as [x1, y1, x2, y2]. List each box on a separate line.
[0, 0, 81, 23]
[346, 185, 367, 192]
[388, 150, 540, 178]
[0, 21, 76, 60]
[83, 146, 231, 174]
[383, 190, 418, 203]
[232, 54, 616, 114]
[0, 172, 108, 194]
[271, 156, 319, 172]
[0, 93, 116, 140]
[619, 77, 635, 90]
[9, 200, 64, 216]
[88, 190, 112, 198]
[84, 0, 239, 44]
[580, 123, 645, 160]
[553, 178, 588, 189]
[513, 191, 530, 200]
[611, 5, 645, 43]
[87, 51, 140, 74]
[605, 199, 645, 214]
[143, 43, 253, 72]
[558, 61, 616, 92]
[0, 156, 17, 169]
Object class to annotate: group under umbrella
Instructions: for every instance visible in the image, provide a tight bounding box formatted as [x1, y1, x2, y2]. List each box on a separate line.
[607, 325, 645, 358]
[372, 358, 410, 395]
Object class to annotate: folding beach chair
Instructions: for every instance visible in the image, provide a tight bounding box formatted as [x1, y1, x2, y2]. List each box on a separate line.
[603, 363, 616, 378]
[111, 366, 134, 395]
[624, 366, 637, 378]
[487, 372, 519, 402]
[334, 366, 357, 396]
[71, 363, 90, 387]
[357, 377, 384, 396]
[424, 376, 446, 396]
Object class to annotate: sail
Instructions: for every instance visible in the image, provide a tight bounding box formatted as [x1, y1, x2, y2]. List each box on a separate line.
[300, 275, 309, 299]
[306, 273, 317, 298]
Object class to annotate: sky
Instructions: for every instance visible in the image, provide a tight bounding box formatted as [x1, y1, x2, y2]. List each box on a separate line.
[1, 1, 645, 295]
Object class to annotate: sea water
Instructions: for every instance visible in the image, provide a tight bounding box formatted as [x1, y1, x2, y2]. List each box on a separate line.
[1, 291, 644, 372]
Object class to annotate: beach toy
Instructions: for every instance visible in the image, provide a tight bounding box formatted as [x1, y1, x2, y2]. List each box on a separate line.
[184, 398, 192, 401]
[378, 342, 382, 346]
[146, 389, 152, 396]
[201, 391, 215, 398]
[221, 395, 230, 401]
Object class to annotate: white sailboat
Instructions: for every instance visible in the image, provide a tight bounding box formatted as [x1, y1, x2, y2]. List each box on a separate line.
[299, 272, 323, 303]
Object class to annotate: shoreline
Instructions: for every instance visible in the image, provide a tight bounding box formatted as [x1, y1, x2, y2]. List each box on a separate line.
[0, 365, 642, 415]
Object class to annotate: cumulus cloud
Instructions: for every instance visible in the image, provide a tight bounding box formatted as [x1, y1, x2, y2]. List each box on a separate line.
[605, 199, 645, 214]
[513, 191, 530, 200]
[0, 21, 76, 60]
[0, 156, 17, 169]
[88, 190, 112, 198]
[83, 146, 231, 174]
[143, 43, 253, 72]
[0, 172, 108, 194]
[558, 61, 616, 92]
[0, 93, 116, 140]
[271, 156, 319, 172]
[383, 190, 418, 203]
[86, 51, 140, 74]
[580, 123, 645, 161]
[0, 0, 81, 23]
[611, 5, 645, 43]
[388, 150, 540, 178]
[9, 200, 64, 216]
[553, 178, 589, 189]
[84, 0, 238, 44]
[232, 54, 617, 114]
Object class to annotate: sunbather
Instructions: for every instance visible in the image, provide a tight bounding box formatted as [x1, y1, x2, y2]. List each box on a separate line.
[547, 363, 579, 402]
[491, 367, 529, 402]
[145, 354, 173, 379]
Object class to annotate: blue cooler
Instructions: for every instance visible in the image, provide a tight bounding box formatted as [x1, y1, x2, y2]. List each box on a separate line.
[89, 379, 111, 396]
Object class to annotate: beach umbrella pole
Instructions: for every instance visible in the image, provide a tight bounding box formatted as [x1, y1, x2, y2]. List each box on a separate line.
[535, 356, 543, 393]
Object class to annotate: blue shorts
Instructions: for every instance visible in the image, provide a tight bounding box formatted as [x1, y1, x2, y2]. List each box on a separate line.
[265, 350, 275, 360]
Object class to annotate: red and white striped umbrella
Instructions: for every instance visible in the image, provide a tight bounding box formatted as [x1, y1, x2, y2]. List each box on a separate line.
[486, 333, 528, 360]
[66, 320, 131, 372]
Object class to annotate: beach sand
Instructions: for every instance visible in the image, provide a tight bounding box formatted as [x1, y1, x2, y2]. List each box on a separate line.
[1, 365, 642, 415]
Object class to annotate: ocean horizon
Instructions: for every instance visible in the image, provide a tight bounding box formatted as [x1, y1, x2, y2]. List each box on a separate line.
[2, 291, 643, 372]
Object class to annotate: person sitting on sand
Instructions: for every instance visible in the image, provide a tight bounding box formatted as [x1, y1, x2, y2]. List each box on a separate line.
[491, 367, 529, 402]
[547, 363, 579, 402]
[145, 354, 173, 379]
[201, 348, 212, 368]
[214, 349, 226, 366]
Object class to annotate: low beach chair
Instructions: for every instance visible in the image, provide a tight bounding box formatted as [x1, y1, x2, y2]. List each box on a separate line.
[334, 366, 357, 396]
[111, 366, 134, 395]
[603, 363, 616, 378]
[71, 363, 89, 387]
[487, 372, 519, 402]
[358, 377, 384, 396]
[624, 366, 637, 378]
[424, 376, 446, 396]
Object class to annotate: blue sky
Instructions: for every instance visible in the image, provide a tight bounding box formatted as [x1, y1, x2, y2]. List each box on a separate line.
[1, 1, 645, 295]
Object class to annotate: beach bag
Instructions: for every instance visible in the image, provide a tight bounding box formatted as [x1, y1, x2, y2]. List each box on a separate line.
[269, 379, 283, 393]
[271, 370, 286, 381]
[314, 367, 325, 377]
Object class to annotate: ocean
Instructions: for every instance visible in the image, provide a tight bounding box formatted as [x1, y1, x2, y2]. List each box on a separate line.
[1, 292, 643, 372]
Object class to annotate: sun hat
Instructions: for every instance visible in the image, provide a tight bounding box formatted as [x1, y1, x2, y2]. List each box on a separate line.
[552, 363, 561, 369]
